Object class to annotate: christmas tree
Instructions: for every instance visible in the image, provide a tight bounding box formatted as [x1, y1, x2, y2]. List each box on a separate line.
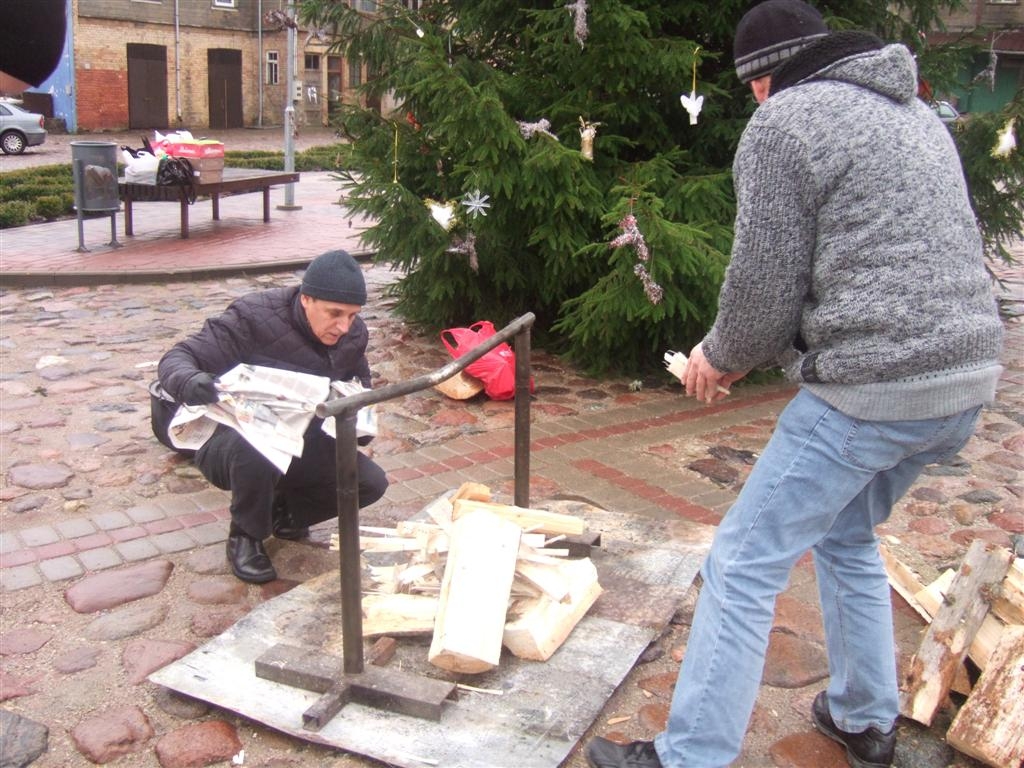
[299, 0, 1021, 374]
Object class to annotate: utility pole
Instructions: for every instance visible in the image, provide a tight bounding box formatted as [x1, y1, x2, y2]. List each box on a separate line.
[279, 0, 301, 210]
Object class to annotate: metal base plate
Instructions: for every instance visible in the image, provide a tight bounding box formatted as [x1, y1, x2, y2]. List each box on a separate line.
[149, 502, 712, 768]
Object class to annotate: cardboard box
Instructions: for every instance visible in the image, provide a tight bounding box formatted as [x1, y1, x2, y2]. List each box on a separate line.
[166, 140, 225, 159]
[190, 156, 225, 184]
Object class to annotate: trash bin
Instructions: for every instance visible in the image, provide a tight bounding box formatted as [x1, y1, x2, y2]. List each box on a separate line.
[71, 141, 119, 212]
[71, 140, 121, 252]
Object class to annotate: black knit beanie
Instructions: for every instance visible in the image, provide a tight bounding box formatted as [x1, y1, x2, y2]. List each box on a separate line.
[734, 0, 829, 83]
[300, 250, 367, 306]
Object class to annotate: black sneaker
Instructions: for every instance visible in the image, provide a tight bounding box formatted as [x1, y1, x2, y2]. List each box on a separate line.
[812, 692, 895, 768]
[586, 737, 663, 768]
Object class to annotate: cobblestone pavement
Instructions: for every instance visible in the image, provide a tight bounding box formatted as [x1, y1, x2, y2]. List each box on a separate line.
[1, 137, 1022, 766]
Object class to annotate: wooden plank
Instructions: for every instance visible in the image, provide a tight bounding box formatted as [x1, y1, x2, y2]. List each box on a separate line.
[899, 540, 1013, 725]
[428, 509, 521, 674]
[880, 541, 933, 622]
[451, 482, 492, 502]
[503, 558, 603, 661]
[946, 626, 1024, 768]
[452, 499, 585, 536]
[515, 561, 572, 603]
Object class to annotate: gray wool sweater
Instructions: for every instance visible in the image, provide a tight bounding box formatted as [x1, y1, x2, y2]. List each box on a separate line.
[702, 40, 1004, 421]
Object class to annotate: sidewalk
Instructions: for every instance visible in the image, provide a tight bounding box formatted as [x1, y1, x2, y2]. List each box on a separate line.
[0, 180, 1020, 766]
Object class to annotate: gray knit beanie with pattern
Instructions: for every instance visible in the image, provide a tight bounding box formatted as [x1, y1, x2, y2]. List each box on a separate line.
[734, 0, 829, 83]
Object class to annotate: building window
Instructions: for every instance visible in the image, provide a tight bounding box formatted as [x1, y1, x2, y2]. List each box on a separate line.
[305, 54, 321, 71]
[348, 57, 362, 87]
[405, 0, 421, 8]
[353, 1, 378, 11]
[213, 0, 236, 7]
[266, 51, 279, 85]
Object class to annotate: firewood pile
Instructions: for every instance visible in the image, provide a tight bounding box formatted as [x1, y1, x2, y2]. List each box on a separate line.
[882, 538, 1023, 768]
[330, 482, 603, 675]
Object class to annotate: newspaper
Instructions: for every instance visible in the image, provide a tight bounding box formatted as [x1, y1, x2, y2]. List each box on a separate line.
[167, 364, 375, 473]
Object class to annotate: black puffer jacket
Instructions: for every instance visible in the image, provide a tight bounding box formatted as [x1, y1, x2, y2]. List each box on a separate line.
[153, 286, 371, 449]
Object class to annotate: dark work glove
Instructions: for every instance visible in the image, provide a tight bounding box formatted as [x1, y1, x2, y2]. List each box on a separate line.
[181, 372, 219, 406]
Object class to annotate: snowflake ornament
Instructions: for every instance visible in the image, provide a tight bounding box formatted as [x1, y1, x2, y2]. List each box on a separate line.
[461, 189, 491, 219]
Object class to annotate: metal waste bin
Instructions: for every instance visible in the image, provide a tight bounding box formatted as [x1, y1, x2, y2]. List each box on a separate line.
[71, 140, 121, 251]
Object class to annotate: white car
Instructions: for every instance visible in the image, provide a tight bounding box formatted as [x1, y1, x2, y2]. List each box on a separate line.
[0, 99, 47, 154]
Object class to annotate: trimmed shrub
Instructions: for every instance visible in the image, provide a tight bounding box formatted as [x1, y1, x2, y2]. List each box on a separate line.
[34, 195, 66, 220]
[0, 200, 33, 228]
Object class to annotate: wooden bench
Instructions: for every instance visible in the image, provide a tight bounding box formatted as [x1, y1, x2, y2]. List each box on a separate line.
[118, 168, 300, 239]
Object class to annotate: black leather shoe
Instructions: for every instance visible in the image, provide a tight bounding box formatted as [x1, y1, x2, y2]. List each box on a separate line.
[812, 692, 895, 768]
[226, 533, 277, 583]
[272, 512, 309, 541]
[586, 737, 663, 768]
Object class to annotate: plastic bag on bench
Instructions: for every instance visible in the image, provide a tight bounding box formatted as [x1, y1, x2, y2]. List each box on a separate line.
[122, 149, 159, 184]
[157, 156, 196, 204]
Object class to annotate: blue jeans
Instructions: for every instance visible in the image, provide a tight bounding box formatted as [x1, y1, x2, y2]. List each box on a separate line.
[654, 390, 982, 767]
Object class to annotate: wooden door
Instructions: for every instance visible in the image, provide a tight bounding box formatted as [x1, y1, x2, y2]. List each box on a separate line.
[208, 49, 243, 129]
[127, 44, 169, 129]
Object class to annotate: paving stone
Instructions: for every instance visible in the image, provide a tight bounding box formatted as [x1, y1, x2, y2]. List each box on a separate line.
[91, 510, 133, 530]
[8, 462, 75, 489]
[0, 710, 48, 768]
[38, 555, 85, 582]
[0, 565, 42, 592]
[762, 631, 828, 689]
[187, 521, 229, 546]
[637, 671, 677, 699]
[125, 504, 166, 523]
[114, 538, 162, 562]
[187, 576, 247, 605]
[122, 639, 196, 684]
[637, 702, 669, 732]
[17, 525, 60, 547]
[772, 594, 825, 643]
[70, 705, 154, 764]
[768, 731, 845, 767]
[9, 494, 49, 514]
[154, 720, 242, 768]
[152, 687, 211, 720]
[184, 544, 231, 575]
[76, 546, 124, 571]
[0, 627, 52, 655]
[64, 559, 174, 613]
[55, 517, 97, 539]
[151, 530, 198, 554]
[85, 601, 169, 641]
[54, 646, 103, 674]
[0, 670, 37, 701]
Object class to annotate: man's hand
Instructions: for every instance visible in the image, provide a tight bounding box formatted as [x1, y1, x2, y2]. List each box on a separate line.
[684, 344, 747, 404]
[181, 372, 219, 406]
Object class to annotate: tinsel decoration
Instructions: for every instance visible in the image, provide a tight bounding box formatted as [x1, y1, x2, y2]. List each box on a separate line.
[679, 47, 704, 125]
[518, 118, 559, 141]
[610, 214, 663, 304]
[448, 232, 479, 272]
[579, 117, 601, 161]
[565, 0, 589, 48]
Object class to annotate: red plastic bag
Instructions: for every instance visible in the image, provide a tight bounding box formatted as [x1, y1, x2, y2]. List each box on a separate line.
[441, 321, 533, 401]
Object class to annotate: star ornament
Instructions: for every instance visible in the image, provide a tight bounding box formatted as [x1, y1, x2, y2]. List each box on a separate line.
[461, 189, 491, 219]
[680, 90, 704, 125]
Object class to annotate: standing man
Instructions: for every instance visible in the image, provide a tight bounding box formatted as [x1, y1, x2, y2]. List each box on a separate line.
[586, 2, 1004, 767]
[154, 250, 389, 584]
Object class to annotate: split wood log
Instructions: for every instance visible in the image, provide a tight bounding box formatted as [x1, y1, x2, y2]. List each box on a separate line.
[991, 559, 1024, 626]
[503, 557, 603, 661]
[899, 540, 1013, 726]
[916, 568, 1007, 671]
[452, 499, 585, 536]
[428, 508, 522, 673]
[362, 593, 438, 637]
[451, 481, 492, 502]
[946, 625, 1024, 768]
[879, 541, 933, 622]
